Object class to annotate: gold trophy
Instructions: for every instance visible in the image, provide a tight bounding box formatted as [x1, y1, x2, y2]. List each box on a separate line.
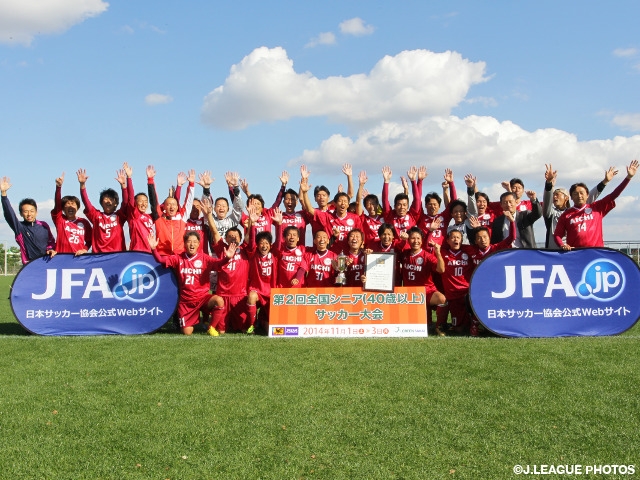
[335, 251, 348, 286]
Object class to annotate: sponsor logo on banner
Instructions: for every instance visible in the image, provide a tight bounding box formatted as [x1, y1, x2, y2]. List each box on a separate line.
[11, 252, 178, 335]
[469, 248, 640, 337]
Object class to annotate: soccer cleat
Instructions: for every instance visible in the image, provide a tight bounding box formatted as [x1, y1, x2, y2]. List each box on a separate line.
[469, 324, 479, 337]
[207, 326, 220, 337]
[434, 326, 446, 337]
[246, 325, 255, 334]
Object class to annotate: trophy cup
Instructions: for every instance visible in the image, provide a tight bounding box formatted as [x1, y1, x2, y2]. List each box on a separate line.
[335, 251, 348, 286]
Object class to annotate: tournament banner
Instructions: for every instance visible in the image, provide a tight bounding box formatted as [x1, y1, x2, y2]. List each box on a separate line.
[469, 248, 640, 338]
[11, 252, 179, 336]
[268, 286, 428, 338]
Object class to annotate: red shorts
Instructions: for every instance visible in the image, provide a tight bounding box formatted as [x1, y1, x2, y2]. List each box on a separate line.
[448, 298, 470, 328]
[178, 293, 213, 328]
[217, 294, 248, 332]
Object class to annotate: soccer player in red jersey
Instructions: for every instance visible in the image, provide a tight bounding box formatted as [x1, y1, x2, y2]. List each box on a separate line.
[381, 165, 421, 237]
[344, 229, 366, 287]
[554, 159, 638, 249]
[51, 172, 92, 255]
[416, 168, 457, 246]
[435, 229, 484, 336]
[123, 164, 156, 253]
[355, 170, 384, 244]
[400, 226, 446, 309]
[300, 177, 362, 255]
[245, 206, 279, 334]
[304, 230, 339, 287]
[464, 173, 496, 245]
[77, 167, 128, 253]
[150, 230, 236, 335]
[272, 223, 307, 288]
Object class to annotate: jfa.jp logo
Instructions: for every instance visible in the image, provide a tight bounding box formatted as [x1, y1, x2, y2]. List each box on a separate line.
[576, 259, 625, 301]
[113, 262, 160, 302]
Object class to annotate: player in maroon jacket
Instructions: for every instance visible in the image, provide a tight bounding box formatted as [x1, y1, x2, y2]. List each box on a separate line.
[150, 230, 236, 335]
[51, 172, 92, 255]
[77, 167, 128, 253]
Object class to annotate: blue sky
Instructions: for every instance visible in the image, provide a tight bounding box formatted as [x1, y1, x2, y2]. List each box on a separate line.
[1, 0, 639, 247]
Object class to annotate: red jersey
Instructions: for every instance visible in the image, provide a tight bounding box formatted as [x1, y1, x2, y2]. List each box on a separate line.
[81, 187, 127, 253]
[273, 245, 307, 288]
[400, 249, 439, 294]
[554, 178, 630, 248]
[154, 250, 226, 303]
[51, 186, 92, 253]
[345, 251, 366, 287]
[304, 248, 338, 287]
[360, 212, 383, 243]
[212, 239, 250, 296]
[281, 211, 308, 245]
[313, 210, 363, 254]
[185, 218, 210, 254]
[440, 246, 475, 300]
[247, 250, 277, 297]
[419, 213, 450, 245]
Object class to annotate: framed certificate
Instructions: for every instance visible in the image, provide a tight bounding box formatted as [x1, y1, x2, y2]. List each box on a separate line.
[363, 252, 396, 292]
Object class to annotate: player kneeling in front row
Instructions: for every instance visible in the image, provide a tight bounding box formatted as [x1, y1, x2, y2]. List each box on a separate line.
[149, 231, 237, 335]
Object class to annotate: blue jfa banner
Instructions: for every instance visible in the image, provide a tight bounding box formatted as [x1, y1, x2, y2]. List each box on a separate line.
[469, 248, 640, 337]
[10, 252, 179, 335]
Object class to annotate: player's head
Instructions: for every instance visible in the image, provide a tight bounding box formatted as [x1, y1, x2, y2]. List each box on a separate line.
[313, 230, 330, 252]
[190, 198, 201, 220]
[475, 192, 490, 214]
[347, 228, 364, 252]
[183, 231, 201, 255]
[247, 194, 265, 214]
[333, 192, 350, 215]
[449, 199, 467, 225]
[99, 188, 119, 214]
[510, 178, 525, 199]
[499, 192, 516, 214]
[363, 194, 380, 216]
[569, 182, 590, 207]
[214, 197, 229, 219]
[393, 193, 409, 217]
[19, 198, 38, 222]
[61, 195, 81, 219]
[283, 225, 300, 248]
[348, 201, 357, 214]
[552, 187, 570, 210]
[424, 192, 442, 216]
[447, 229, 463, 250]
[283, 189, 298, 212]
[407, 226, 424, 252]
[225, 227, 242, 246]
[378, 223, 395, 247]
[134, 193, 148, 214]
[314, 185, 330, 208]
[474, 226, 491, 249]
[163, 196, 179, 217]
[256, 231, 273, 255]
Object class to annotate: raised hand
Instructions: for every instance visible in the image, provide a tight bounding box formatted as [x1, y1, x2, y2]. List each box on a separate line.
[626, 160, 638, 178]
[443, 168, 454, 184]
[358, 170, 368, 185]
[544, 164, 557, 184]
[272, 207, 283, 225]
[187, 169, 196, 184]
[55, 172, 65, 188]
[300, 165, 310, 181]
[176, 172, 187, 186]
[198, 171, 213, 188]
[525, 190, 537, 201]
[146, 165, 156, 179]
[280, 170, 289, 186]
[123, 162, 133, 178]
[382, 166, 392, 182]
[418, 166, 428, 181]
[603, 166, 618, 184]
[407, 166, 418, 181]
[342, 163, 352, 177]
[464, 173, 476, 189]
[0, 176, 11, 194]
[148, 232, 159, 250]
[76, 169, 88, 185]
[115, 169, 127, 187]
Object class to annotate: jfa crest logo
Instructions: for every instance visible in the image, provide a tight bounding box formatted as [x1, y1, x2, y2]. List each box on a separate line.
[113, 262, 160, 302]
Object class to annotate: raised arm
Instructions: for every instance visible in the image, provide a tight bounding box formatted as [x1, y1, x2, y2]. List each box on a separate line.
[146, 165, 160, 221]
[342, 163, 354, 200]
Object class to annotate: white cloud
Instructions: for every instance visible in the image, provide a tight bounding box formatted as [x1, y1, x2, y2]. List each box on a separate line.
[465, 96, 498, 107]
[612, 114, 640, 131]
[339, 17, 375, 36]
[291, 115, 640, 191]
[145, 94, 173, 106]
[0, 0, 108, 46]
[201, 47, 488, 130]
[613, 47, 638, 58]
[305, 31, 336, 48]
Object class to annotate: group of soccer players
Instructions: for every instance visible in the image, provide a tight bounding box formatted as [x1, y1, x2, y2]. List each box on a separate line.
[1, 159, 637, 336]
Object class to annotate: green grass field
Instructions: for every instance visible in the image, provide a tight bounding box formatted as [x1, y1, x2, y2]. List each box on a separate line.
[0, 274, 638, 479]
